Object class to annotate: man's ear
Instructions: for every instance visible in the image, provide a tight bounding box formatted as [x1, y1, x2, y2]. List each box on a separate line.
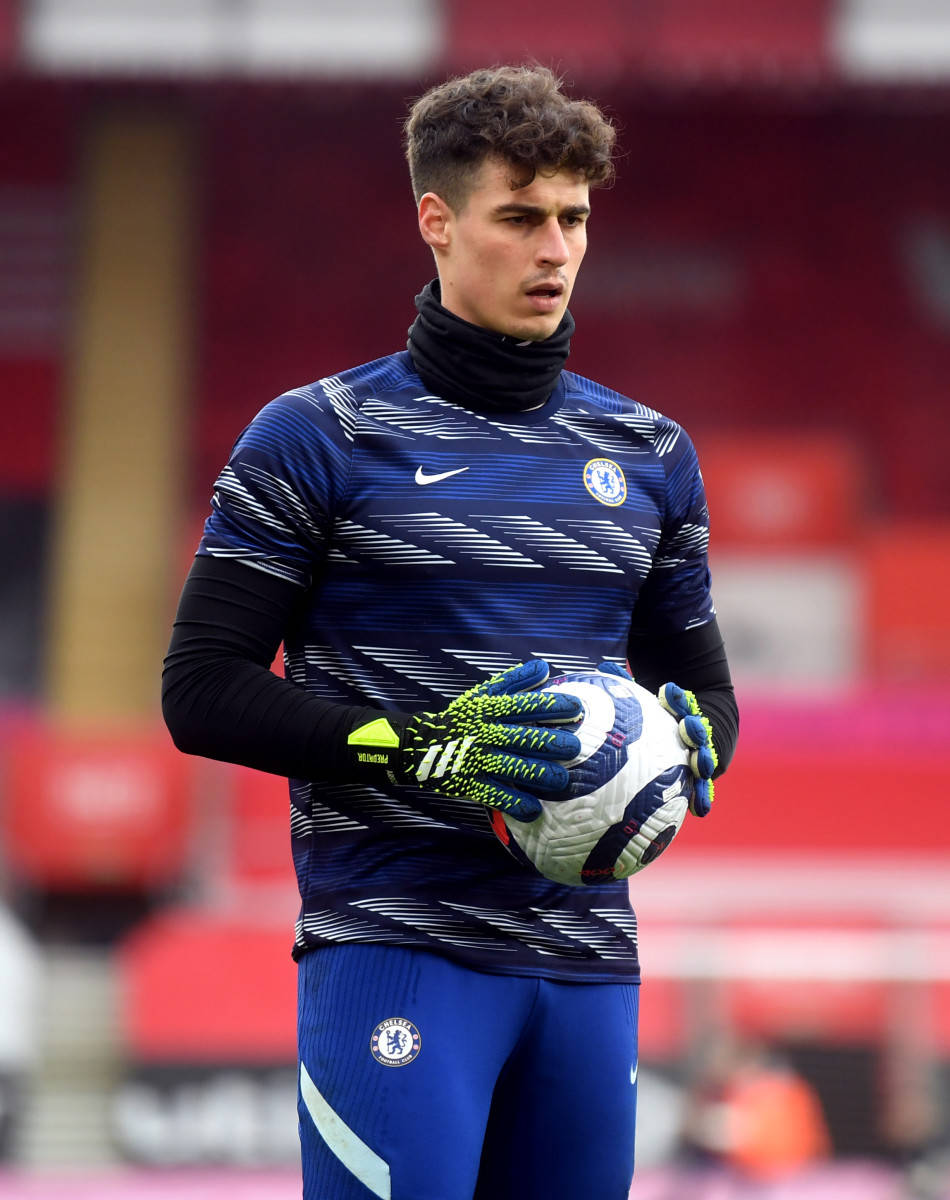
[418, 192, 453, 252]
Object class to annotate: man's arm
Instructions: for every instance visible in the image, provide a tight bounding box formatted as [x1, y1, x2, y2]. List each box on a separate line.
[161, 554, 376, 781]
[162, 554, 582, 820]
[626, 618, 739, 777]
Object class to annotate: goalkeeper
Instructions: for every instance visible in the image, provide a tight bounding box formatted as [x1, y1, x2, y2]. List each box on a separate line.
[163, 63, 738, 1200]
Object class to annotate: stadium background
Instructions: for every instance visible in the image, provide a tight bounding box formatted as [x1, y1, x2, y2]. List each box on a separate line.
[0, 1, 949, 1196]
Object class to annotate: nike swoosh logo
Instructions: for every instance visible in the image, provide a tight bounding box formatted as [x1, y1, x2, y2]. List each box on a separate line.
[414, 466, 469, 486]
[630, 1063, 638, 1086]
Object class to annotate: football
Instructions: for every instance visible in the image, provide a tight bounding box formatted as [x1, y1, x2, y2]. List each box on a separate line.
[490, 670, 692, 887]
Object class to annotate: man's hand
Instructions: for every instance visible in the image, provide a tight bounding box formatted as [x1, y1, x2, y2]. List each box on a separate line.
[597, 662, 719, 817]
[348, 660, 582, 823]
[657, 682, 718, 817]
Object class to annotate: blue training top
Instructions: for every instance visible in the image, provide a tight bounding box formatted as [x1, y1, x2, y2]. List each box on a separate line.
[199, 350, 715, 982]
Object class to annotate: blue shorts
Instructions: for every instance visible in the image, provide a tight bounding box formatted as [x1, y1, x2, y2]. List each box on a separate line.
[297, 945, 639, 1200]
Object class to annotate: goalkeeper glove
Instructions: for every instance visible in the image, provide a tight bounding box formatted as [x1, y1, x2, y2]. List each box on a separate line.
[347, 659, 582, 823]
[597, 662, 719, 818]
[657, 682, 718, 817]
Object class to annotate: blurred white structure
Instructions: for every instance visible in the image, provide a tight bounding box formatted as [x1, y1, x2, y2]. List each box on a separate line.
[712, 555, 862, 696]
[836, 0, 950, 79]
[23, 0, 443, 77]
[0, 905, 41, 1075]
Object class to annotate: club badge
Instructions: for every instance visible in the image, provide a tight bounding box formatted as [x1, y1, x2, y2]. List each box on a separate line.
[584, 458, 627, 507]
[370, 1018, 421, 1067]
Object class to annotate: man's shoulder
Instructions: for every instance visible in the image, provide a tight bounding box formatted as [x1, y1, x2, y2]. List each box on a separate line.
[279, 350, 419, 409]
[561, 369, 681, 430]
[323, 350, 421, 398]
[252, 351, 425, 447]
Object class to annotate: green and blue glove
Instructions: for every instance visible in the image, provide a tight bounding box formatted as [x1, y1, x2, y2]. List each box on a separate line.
[598, 662, 719, 818]
[347, 659, 583, 823]
[657, 682, 718, 817]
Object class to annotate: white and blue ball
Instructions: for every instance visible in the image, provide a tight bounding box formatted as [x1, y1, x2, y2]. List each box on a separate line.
[491, 670, 692, 887]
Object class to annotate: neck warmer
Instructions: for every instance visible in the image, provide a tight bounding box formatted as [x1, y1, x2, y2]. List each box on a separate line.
[407, 279, 573, 412]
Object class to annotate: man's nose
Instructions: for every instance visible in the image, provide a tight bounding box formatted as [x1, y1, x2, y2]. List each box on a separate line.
[537, 220, 569, 266]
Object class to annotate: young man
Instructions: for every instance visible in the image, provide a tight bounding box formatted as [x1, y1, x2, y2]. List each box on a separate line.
[163, 65, 738, 1200]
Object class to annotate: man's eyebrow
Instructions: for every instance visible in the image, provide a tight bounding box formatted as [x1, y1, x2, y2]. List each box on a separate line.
[492, 201, 591, 218]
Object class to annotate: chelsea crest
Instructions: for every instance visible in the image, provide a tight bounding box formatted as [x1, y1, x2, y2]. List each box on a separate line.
[371, 1017, 422, 1067]
[584, 458, 627, 507]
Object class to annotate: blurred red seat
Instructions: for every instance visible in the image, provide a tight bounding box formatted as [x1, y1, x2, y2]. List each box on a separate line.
[864, 521, 950, 683]
[226, 765, 291, 886]
[119, 906, 295, 1062]
[697, 432, 866, 548]
[1, 722, 192, 891]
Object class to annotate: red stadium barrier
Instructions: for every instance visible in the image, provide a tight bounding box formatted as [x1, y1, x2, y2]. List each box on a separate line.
[697, 433, 866, 548]
[446, 0, 832, 74]
[0, 722, 193, 890]
[226, 766, 291, 886]
[673, 692, 950, 854]
[864, 521, 950, 684]
[119, 907, 295, 1062]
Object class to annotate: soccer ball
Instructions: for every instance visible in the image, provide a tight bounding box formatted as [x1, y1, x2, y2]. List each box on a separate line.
[490, 670, 692, 887]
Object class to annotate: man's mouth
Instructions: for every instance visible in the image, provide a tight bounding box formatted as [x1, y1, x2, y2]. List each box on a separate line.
[526, 282, 564, 299]
[524, 282, 565, 313]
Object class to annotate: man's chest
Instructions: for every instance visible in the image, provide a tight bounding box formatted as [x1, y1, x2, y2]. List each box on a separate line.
[327, 417, 666, 590]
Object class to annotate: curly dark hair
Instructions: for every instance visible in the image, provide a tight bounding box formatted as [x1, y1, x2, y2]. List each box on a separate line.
[404, 65, 617, 209]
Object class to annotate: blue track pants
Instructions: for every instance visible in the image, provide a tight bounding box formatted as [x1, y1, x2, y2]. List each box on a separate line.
[297, 944, 639, 1200]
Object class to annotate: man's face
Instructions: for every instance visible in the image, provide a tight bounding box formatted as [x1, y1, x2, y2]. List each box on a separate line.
[423, 157, 591, 342]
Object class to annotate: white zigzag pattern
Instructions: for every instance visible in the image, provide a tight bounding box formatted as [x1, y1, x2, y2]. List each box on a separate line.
[376, 513, 542, 568]
[291, 794, 366, 834]
[533, 912, 637, 960]
[330, 786, 455, 831]
[214, 466, 294, 535]
[444, 903, 589, 957]
[590, 908, 640, 940]
[317, 375, 360, 441]
[352, 645, 478, 697]
[442, 649, 522, 678]
[653, 424, 682, 456]
[488, 421, 573, 445]
[609, 410, 669, 444]
[333, 519, 456, 564]
[243, 464, 323, 543]
[551, 412, 646, 456]
[297, 911, 404, 944]
[655, 522, 709, 568]
[472, 515, 624, 574]
[440, 649, 614, 679]
[302, 645, 422, 706]
[284, 648, 348, 698]
[557, 519, 655, 574]
[351, 899, 513, 951]
[413, 795, 489, 830]
[358, 397, 498, 441]
[202, 550, 301, 584]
